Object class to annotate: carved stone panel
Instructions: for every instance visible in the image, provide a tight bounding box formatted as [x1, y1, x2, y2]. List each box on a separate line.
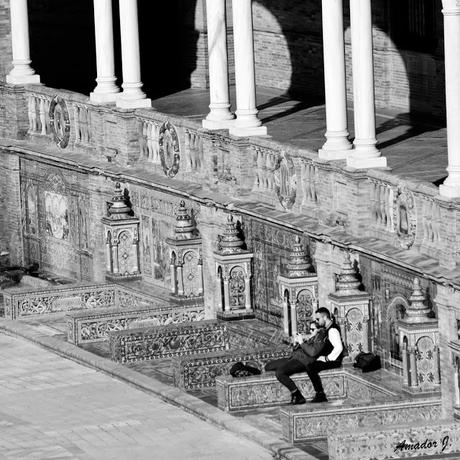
[159, 121, 180, 177]
[49, 96, 70, 148]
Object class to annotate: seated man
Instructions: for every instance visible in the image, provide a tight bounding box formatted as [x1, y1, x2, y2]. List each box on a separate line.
[265, 321, 328, 405]
[305, 307, 344, 403]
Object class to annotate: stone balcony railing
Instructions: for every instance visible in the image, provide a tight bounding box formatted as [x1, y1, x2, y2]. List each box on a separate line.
[2, 83, 460, 275]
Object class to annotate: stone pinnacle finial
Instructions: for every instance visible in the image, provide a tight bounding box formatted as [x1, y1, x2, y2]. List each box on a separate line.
[405, 277, 431, 323]
[286, 235, 312, 277]
[108, 182, 133, 220]
[174, 200, 196, 239]
[217, 214, 245, 254]
[335, 252, 361, 294]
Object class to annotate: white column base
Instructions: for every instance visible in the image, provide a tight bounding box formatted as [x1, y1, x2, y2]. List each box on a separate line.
[347, 152, 387, 169]
[116, 96, 151, 109]
[319, 131, 352, 159]
[6, 73, 40, 85]
[202, 118, 235, 130]
[439, 182, 460, 198]
[319, 146, 352, 160]
[90, 91, 120, 104]
[229, 125, 267, 137]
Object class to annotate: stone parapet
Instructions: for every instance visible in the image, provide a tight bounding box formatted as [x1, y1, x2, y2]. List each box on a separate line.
[66, 303, 205, 346]
[328, 419, 460, 460]
[280, 397, 441, 443]
[109, 320, 229, 364]
[216, 368, 396, 412]
[172, 347, 291, 390]
[4, 84, 459, 276]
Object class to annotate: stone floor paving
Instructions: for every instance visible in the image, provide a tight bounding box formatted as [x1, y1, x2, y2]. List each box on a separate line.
[0, 333, 274, 460]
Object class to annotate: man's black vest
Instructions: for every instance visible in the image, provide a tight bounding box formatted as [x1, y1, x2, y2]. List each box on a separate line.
[321, 321, 344, 362]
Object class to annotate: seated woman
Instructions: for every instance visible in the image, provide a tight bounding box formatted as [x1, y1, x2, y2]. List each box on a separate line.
[265, 322, 328, 405]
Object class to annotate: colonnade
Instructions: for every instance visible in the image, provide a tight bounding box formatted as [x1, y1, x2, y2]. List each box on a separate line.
[6, 0, 460, 196]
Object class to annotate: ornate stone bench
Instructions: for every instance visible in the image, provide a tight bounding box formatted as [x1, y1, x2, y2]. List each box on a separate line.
[110, 320, 229, 363]
[216, 370, 346, 411]
[67, 303, 205, 346]
[280, 397, 442, 443]
[328, 419, 460, 460]
[173, 347, 291, 390]
[215, 368, 399, 412]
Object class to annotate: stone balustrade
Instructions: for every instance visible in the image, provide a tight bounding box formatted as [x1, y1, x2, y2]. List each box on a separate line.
[215, 368, 396, 412]
[109, 320, 229, 364]
[172, 347, 291, 390]
[280, 397, 441, 443]
[327, 419, 460, 460]
[4, 283, 118, 319]
[3, 84, 460, 270]
[67, 303, 205, 346]
[3, 282, 165, 320]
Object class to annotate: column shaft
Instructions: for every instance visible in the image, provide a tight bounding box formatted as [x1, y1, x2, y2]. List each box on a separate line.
[229, 0, 266, 137]
[202, 0, 234, 129]
[347, 0, 386, 169]
[7, 0, 40, 85]
[91, 0, 119, 103]
[116, 0, 151, 108]
[319, 0, 351, 159]
[440, 3, 460, 197]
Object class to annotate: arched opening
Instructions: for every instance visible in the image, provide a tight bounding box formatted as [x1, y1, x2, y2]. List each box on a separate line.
[386, 296, 408, 370]
[284, 289, 291, 336]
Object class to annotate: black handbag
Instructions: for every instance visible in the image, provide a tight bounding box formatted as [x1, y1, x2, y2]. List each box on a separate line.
[230, 361, 261, 378]
[353, 352, 381, 373]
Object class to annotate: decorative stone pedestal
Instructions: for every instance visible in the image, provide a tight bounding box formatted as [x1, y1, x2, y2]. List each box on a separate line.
[328, 252, 370, 362]
[398, 278, 440, 392]
[278, 236, 318, 337]
[215, 215, 254, 320]
[102, 182, 141, 281]
[166, 201, 204, 301]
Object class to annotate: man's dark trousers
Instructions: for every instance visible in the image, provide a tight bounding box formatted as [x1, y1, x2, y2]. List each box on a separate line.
[305, 360, 342, 393]
[266, 358, 306, 392]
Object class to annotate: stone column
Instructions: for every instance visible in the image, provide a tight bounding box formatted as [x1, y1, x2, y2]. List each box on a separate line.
[244, 276, 251, 310]
[197, 261, 204, 295]
[347, 0, 386, 169]
[229, 0, 267, 137]
[177, 264, 184, 296]
[318, 0, 352, 160]
[112, 243, 119, 274]
[454, 362, 460, 406]
[170, 259, 176, 294]
[6, 0, 40, 85]
[401, 343, 409, 386]
[116, 0, 151, 109]
[440, 1, 460, 197]
[291, 303, 298, 337]
[202, 0, 235, 130]
[90, 0, 120, 103]
[105, 235, 112, 271]
[282, 299, 289, 335]
[409, 348, 418, 387]
[223, 276, 230, 311]
[131, 239, 139, 273]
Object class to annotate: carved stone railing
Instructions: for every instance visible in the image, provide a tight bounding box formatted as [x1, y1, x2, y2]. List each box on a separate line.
[216, 368, 396, 412]
[67, 303, 205, 346]
[3, 282, 167, 320]
[172, 346, 291, 390]
[328, 419, 459, 460]
[5, 84, 460, 270]
[280, 397, 441, 443]
[27, 92, 52, 138]
[369, 178, 394, 235]
[4, 283, 118, 319]
[109, 320, 229, 363]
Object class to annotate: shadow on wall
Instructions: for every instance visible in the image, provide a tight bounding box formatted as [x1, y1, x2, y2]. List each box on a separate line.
[253, 0, 325, 106]
[344, 0, 446, 155]
[28, 0, 199, 98]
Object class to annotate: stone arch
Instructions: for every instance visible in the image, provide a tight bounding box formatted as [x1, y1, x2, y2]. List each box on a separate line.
[386, 295, 409, 362]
